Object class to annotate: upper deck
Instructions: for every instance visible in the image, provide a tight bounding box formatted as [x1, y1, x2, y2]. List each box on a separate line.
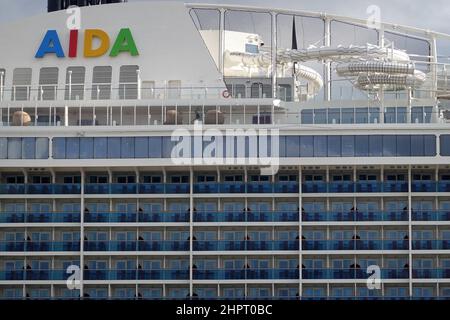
[1, 1, 450, 128]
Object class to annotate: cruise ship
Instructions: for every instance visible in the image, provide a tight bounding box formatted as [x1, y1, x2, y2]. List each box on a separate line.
[0, 0, 450, 301]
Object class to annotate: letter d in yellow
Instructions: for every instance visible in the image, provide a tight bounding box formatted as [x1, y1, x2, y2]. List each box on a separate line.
[84, 29, 110, 57]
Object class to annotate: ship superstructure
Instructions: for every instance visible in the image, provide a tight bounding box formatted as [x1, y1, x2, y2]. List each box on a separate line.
[0, 0, 449, 300]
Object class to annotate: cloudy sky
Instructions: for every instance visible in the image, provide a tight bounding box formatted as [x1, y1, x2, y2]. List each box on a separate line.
[1, 0, 449, 34]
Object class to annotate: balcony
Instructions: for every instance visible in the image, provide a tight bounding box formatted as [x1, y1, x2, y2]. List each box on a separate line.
[6, 210, 448, 224]
[411, 240, 450, 250]
[1, 181, 449, 195]
[302, 211, 408, 222]
[193, 269, 299, 280]
[0, 212, 81, 223]
[2, 268, 446, 282]
[192, 240, 299, 251]
[0, 241, 80, 252]
[84, 269, 190, 281]
[301, 240, 409, 250]
[0, 184, 81, 195]
[84, 240, 190, 252]
[193, 211, 299, 223]
[84, 212, 189, 223]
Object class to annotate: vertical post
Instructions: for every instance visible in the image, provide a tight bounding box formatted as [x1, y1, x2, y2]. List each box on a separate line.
[298, 166, 302, 298]
[0, 71, 4, 102]
[430, 35, 438, 100]
[324, 17, 331, 101]
[219, 8, 225, 76]
[137, 69, 142, 100]
[189, 167, 194, 298]
[407, 165, 413, 297]
[271, 11, 277, 99]
[68, 70, 72, 101]
[80, 169, 85, 299]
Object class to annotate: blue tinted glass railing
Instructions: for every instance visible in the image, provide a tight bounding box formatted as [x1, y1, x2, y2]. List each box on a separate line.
[110, 184, 137, 194]
[274, 182, 299, 193]
[53, 184, 81, 194]
[355, 182, 382, 192]
[412, 240, 450, 250]
[3, 180, 450, 195]
[0, 270, 69, 281]
[192, 269, 300, 280]
[164, 184, 190, 194]
[83, 269, 190, 281]
[328, 182, 355, 193]
[411, 181, 437, 192]
[84, 241, 190, 251]
[138, 184, 165, 194]
[301, 240, 409, 250]
[412, 211, 450, 221]
[0, 184, 81, 195]
[193, 211, 299, 222]
[413, 269, 450, 278]
[302, 269, 411, 279]
[194, 183, 219, 193]
[84, 212, 189, 223]
[382, 181, 408, 192]
[438, 181, 450, 192]
[246, 182, 273, 193]
[302, 181, 327, 193]
[0, 184, 26, 194]
[0, 241, 80, 252]
[85, 184, 110, 194]
[218, 182, 246, 193]
[0, 212, 80, 223]
[301, 211, 407, 222]
[193, 241, 298, 251]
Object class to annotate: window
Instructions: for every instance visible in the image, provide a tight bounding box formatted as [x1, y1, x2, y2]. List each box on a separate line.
[7, 138, 21, 159]
[383, 135, 396, 156]
[12, 68, 32, 101]
[107, 138, 121, 158]
[65, 67, 85, 100]
[355, 108, 368, 123]
[36, 138, 49, 159]
[441, 135, 450, 156]
[397, 135, 411, 156]
[22, 137, 36, 159]
[369, 135, 382, 156]
[327, 136, 341, 157]
[301, 110, 313, 124]
[39, 67, 59, 100]
[119, 65, 139, 99]
[314, 109, 327, 124]
[66, 138, 80, 159]
[80, 138, 93, 159]
[355, 136, 368, 157]
[92, 66, 112, 100]
[50, 135, 437, 159]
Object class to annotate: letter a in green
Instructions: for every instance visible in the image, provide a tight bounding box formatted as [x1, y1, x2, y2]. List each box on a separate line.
[110, 28, 139, 57]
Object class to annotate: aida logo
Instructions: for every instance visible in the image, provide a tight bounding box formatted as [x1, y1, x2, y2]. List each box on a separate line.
[35, 28, 139, 58]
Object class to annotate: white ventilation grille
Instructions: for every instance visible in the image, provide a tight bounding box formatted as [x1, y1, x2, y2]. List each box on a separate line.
[39, 67, 59, 100]
[119, 65, 139, 99]
[92, 66, 112, 100]
[65, 67, 86, 100]
[12, 68, 32, 101]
